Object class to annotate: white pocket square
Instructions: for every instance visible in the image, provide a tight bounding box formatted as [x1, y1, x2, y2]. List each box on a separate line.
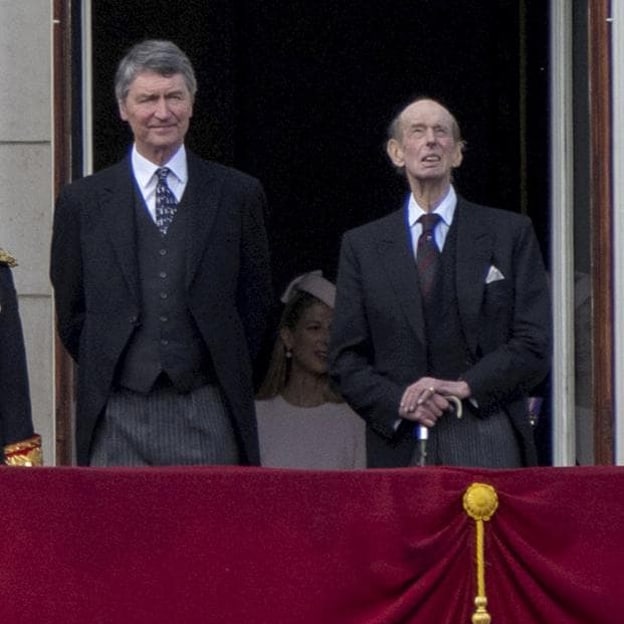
[485, 265, 505, 284]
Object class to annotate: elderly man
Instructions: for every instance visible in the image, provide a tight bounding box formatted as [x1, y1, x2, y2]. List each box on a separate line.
[51, 40, 272, 466]
[329, 97, 551, 468]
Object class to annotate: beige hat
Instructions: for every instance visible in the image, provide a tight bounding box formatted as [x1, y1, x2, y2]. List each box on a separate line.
[280, 270, 336, 308]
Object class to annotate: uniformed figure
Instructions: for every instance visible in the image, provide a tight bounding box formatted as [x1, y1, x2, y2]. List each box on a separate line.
[0, 249, 41, 466]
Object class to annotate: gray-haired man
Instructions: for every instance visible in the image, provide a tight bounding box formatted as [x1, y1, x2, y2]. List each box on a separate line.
[51, 40, 273, 466]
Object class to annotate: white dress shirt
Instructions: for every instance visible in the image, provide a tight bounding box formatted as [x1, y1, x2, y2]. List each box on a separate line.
[407, 185, 457, 257]
[130, 145, 188, 222]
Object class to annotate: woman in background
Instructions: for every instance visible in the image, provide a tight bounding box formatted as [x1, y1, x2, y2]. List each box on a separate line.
[256, 270, 365, 469]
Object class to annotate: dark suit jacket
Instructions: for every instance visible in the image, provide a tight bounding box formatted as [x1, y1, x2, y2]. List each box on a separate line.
[0, 263, 34, 457]
[50, 151, 273, 466]
[329, 196, 551, 467]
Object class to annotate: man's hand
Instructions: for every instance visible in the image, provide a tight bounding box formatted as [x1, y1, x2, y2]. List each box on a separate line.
[398, 377, 471, 427]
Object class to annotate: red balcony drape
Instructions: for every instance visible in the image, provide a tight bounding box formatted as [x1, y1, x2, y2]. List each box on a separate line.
[1, 466, 622, 623]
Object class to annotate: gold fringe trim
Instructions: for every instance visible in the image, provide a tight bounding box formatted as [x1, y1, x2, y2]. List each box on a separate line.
[463, 483, 499, 624]
[4, 434, 43, 466]
[0, 248, 18, 268]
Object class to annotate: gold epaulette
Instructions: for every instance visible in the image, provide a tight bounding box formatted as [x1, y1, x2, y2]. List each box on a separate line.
[0, 248, 18, 268]
[4, 434, 43, 466]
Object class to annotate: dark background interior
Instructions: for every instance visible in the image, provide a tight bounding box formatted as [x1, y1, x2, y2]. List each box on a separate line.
[88, 0, 550, 294]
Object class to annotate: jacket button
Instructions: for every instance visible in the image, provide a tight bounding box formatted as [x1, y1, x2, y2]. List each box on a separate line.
[129, 315, 138, 323]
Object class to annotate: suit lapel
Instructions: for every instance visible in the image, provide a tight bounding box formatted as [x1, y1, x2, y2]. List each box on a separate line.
[454, 199, 493, 355]
[376, 209, 427, 346]
[183, 153, 222, 288]
[99, 158, 141, 303]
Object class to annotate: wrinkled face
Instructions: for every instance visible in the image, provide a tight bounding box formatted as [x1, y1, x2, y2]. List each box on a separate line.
[118, 71, 193, 163]
[387, 99, 463, 186]
[281, 301, 333, 377]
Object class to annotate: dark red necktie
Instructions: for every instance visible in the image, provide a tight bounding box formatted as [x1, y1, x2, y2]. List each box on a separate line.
[416, 213, 441, 301]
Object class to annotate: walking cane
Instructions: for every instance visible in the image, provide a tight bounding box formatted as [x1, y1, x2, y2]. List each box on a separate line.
[416, 395, 463, 467]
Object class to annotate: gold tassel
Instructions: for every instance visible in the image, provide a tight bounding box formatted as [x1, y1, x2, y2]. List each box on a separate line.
[463, 483, 499, 624]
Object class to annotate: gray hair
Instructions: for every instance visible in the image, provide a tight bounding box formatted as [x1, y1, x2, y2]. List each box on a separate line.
[114, 40, 197, 102]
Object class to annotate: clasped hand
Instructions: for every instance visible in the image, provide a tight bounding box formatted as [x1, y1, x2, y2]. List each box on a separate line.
[398, 377, 471, 427]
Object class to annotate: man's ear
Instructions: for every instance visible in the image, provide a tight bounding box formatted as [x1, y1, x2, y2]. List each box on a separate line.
[118, 99, 128, 122]
[386, 138, 404, 168]
[451, 142, 464, 169]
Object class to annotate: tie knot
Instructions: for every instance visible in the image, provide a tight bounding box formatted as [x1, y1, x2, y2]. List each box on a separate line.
[418, 213, 441, 233]
[156, 167, 171, 182]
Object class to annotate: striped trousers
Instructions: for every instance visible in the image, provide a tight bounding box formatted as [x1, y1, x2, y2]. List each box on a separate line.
[89, 382, 240, 466]
[411, 405, 524, 468]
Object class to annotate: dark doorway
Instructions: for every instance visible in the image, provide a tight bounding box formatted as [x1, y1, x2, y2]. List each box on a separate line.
[90, 0, 550, 292]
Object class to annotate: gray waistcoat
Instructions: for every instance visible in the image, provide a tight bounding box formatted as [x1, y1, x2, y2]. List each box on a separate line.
[115, 193, 215, 394]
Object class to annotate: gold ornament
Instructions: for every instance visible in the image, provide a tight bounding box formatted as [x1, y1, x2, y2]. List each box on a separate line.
[0, 248, 18, 268]
[464, 482, 498, 521]
[463, 483, 498, 624]
[4, 434, 43, 466]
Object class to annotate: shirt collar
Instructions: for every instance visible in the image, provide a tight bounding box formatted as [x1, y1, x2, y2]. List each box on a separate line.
[131, 144, 188, 190]
[407, 185, 457, 227]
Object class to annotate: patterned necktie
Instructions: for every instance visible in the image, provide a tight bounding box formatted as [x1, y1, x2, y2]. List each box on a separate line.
[416, 213, 441, 301]
[154, 167, 178, 235]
